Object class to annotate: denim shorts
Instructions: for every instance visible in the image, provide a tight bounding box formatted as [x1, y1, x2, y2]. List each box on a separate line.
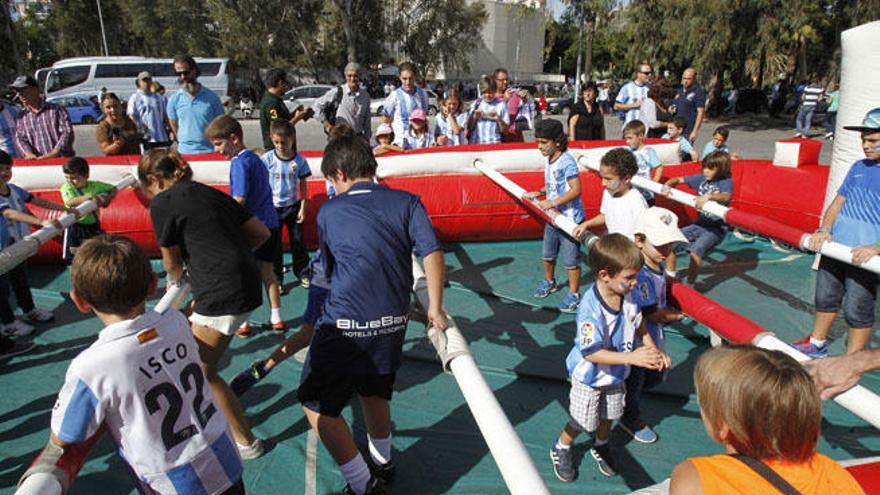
[815, 255, 878, 328]
[678, 223, 725, 258]
[542, 224, 581, 269]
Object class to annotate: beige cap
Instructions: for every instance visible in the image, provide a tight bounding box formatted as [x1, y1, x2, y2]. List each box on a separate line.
[636, 207, 687, 246]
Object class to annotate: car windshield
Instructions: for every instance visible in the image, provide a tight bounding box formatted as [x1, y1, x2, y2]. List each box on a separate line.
[46, 66, 90, 93]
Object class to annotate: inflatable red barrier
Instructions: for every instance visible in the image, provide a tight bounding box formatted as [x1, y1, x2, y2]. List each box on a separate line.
[668, 282, 768, 345]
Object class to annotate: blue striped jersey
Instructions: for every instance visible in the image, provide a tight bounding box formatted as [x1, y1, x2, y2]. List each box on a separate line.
[0, 103, 18, 157]
[544, 151, 585, 223]
[469, 98, 509, 144]
[701, 141, 729, 159]
[615, 81, 650, 127]
[382, 87, 429, 146]
[631, 263, 667, 352]
[0, 183, 32, 248]
[631, 146, 662, 201]
[567, 284, 642, 387]
[433, 112, 468, 145]
[260, 150, 312, 207]
[402, 128, 431, 150]
[834, 159, 880, 247]
[127, 90, 169, 143]
[51, 310, 242, 494]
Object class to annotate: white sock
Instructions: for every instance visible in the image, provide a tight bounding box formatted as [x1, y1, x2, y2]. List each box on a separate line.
[810, 336, 827, 347]
[594, 437, 608, 447]
[339, 455, 371, 495]
[665, 270, 676, 279]
[555, 439, 570, 450]
[270, 308, 282, 324]
[368, 434, 392, 465]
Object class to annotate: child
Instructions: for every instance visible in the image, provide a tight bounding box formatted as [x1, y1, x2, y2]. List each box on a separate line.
[550, 234, 670, 481]
[30, 235, 246, 494]
[793, 108, 880, 358]
[663, 151, 734, 284]
[139, 147, 269, 459]
[373, 123, 403, 156]
[623, 120, 662, 205]
[701, 125, 735, 159]
[402, 108, 431, 150]
[298, 128, 447, 494]
[468, 75, 509, 144]
[524, 119, 584, 313]
[572, 148, 648, 240]
[663, 116, 698, 162]
[261, 120, 312, 291]
[623, 207, 686, 444]
[60, 157, 118, 258]
[206, 115, 284, 335]
[0, 150, 72, 337]
[670, 345, 863, 494]
[433, 89, 467, 146]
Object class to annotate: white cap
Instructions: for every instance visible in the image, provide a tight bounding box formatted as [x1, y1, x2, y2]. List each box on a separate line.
[635, 207, 687, 246]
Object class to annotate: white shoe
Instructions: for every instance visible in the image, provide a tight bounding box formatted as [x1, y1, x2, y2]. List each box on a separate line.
[3, 320, 34, 337]
[24, 308, 54, 323]
[236, 438, 264, 460]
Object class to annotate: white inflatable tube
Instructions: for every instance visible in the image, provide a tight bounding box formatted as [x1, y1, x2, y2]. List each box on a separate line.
[411, 260, 549, 495]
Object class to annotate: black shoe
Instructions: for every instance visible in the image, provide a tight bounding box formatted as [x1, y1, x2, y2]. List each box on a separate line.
[590, 443, 618, 477]
[365, 455, 396, 485]
[0, 335, 34, 360]
[342, 476, 385, 495]
[550, 444, 577, 482]
[229, 360, 269, 397]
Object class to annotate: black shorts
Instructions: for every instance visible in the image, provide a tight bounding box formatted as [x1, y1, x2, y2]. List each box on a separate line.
[220, 479, 245, 495]
[68, 222, 104, 248]
[298, 369, 396, 418]
[253, 227, 281, 263]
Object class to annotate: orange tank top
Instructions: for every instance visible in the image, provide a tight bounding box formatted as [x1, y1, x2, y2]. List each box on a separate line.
[690, 453, 864, 495]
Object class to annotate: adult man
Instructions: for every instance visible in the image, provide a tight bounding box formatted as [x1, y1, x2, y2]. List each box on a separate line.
[382, 62, 428, 147]
[806, 350, 880, 400]
[166, 55, 225, 154]
[0, 97, 17, 157]
[127, 71, 173, 150]
[258, 68, 308, 149]
[795, 78, 824, 138]
[312, 63, 372, 140]
[673, 68, 706, 142]
[494, 68, 525, 142]
[614, 63, 652, 129]
[11, 75, 74, 159]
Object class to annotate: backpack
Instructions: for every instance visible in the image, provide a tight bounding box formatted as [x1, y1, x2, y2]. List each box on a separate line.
[323, 85, 344, 125]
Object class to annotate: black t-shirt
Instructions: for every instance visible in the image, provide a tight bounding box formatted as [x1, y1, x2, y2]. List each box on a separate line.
[571, 101, 605, 141]
[259, 91, 291, 149]
[149, 181, 262, 316]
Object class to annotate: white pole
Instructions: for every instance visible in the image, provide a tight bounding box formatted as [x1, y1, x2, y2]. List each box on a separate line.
[96, 0, 109, 57]
[411, 259, 549, 495]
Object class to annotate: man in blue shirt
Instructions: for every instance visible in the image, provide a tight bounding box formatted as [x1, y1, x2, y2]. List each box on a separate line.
[673, 68, 706, 142]
[298, 128, 447, 494]
[167, 55, 225, 154]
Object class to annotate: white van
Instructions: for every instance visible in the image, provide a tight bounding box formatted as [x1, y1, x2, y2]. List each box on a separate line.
[41, 56, 230, 102]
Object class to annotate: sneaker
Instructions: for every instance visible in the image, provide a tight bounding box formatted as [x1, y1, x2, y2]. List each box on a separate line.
[365, 455, 396, 485]
[0, 335, 34, 359]
[235, 323, 251, 338]
[550, 445, 577, 482]
[343, 476, 385, 495]
[558, 292, 580, 313]
[619, 422, 658, 444]
[792, 336, 828, 358]
[590, 444, 618, 477]
[236, 438, 264, 460]
[230, 360, 269, 397]
[24, 308, 54, 323]
[271, 321, 287, 333]
[301, 276, 310, 289]
[533, 279, 558, 299]
[2, 320, 34, 337]
[279, 284, 290, 296]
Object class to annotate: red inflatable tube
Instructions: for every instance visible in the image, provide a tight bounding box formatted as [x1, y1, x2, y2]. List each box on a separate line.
[724, 208, 807, 248]
[668, 282, 767, 345]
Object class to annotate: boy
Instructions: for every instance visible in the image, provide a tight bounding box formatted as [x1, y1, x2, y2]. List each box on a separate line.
[572, 148, 648, 241]
[623, 207, 686, 444]
[206, 115, 284, 335]
[60, 157, 118, 258]
[261, 120, 311, 290]
[623, 120, 662, 205]
[663, 116, 699, 162]
[525, 119, 584, 313]
[28, 235, 245, 494]
[0, 150, 72, 337]
[700, 126, 736, 159]
[550, 233, 670, 481]
[793, 108, 880, 358]
[298, 129, 447, 494]
[468, 75, 509, 144]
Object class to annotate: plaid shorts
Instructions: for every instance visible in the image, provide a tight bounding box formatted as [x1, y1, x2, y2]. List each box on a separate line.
[568, 380, 625, 433]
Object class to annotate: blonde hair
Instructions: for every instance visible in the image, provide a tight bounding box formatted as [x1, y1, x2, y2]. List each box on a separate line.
[695, 345, 820, 462]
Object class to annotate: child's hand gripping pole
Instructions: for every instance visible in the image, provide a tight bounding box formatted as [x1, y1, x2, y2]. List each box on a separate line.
[0, 174, 138, 276]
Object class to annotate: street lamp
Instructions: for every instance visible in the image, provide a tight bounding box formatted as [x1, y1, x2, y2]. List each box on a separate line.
[96, 0, 109, 56]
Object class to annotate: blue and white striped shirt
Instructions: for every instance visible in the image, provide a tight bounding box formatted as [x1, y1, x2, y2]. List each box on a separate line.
[0, 184, 32, 248]
[545, 152, 585, 223]
[469, 98, 509, 144]
[615, 81, 650, 127]
[402, 129, 431, 150]
[433, 112, 468, 146]
[261, 150, 312, 208]
[382, 87, 429, 146]
[632, 263, 667, 353]
[128, 90, 169, 143]
[0, 103, 18, 157]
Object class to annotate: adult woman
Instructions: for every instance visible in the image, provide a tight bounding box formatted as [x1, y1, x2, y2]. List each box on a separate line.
[642, 80, 676, 138]
[95, 93, 140, 155]
[568, 81, 605, 141]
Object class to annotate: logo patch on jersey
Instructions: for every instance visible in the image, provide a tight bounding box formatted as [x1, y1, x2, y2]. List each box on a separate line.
[579, 321, 595, 347]
[137, 328, 158, 344]
[640, 282, 650, 300]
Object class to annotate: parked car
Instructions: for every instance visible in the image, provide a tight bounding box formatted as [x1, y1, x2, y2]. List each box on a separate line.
[547, 96, 574, 115]
[370, 90, 439, 117]
[283, 84, 334, 114]
[47, 95, 103, 124]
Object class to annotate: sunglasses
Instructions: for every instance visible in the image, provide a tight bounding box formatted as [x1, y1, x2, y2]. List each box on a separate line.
[175, 70, 191, 77]
[640, 71, 652, 75]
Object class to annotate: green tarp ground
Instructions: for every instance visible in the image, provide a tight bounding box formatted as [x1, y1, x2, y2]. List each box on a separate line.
[0, 238, 878, 495]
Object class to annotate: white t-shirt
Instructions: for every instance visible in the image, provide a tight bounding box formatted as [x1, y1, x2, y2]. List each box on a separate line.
[600, 188, 648, 239]
[51, 310, 241, 494]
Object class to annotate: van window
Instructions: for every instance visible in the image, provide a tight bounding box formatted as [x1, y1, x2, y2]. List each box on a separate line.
[46, 66, 90, 92]
[94, 64, 147, 78]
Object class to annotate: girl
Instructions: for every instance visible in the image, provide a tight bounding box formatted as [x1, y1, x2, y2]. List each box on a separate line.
[670, 345, 862, 494]
[373, 123, 403, 156]
[433, 89, 468, 146]
[402, 108, 431, 150]
[95, 93, 140, 155]
[663, 151, 734, 284]
[138, 148, 269, 459]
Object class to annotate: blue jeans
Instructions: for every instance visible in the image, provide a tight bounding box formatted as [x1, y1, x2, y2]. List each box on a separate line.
[815, 256, 877, 328]
[795, 105, 815, 135]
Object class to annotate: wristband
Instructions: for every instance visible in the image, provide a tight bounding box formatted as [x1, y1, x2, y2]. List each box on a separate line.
[815, 227, 831, 234]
